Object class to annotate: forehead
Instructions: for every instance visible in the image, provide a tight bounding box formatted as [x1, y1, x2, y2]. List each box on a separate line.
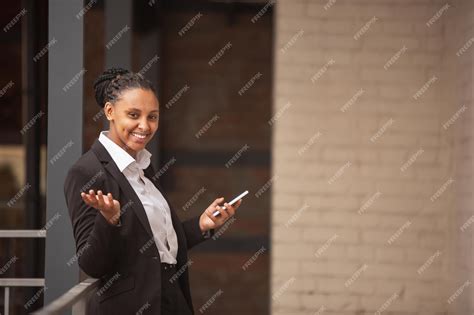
[117, 88, 159, 111]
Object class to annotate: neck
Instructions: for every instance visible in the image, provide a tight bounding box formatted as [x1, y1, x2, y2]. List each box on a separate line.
[106, 129, 137, 159]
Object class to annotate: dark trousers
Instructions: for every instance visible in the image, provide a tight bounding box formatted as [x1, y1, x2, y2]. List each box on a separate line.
[161, 264, 193, 315]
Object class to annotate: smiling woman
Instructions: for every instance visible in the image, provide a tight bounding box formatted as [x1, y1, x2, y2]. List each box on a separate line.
[63, 68, 242, 315]
[93, 68, 159, 159]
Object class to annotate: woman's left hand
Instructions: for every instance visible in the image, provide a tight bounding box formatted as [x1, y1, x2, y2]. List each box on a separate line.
[199, 197, 242, 232]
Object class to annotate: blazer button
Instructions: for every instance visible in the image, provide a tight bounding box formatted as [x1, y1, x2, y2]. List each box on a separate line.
[152, 256, 159, 260]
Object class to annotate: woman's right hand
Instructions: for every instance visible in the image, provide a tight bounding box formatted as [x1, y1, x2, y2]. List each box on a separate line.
[80, 190, 121, 225]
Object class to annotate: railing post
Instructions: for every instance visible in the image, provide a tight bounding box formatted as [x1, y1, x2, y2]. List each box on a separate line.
[4, 287, 9, 315]
[45, 0, 84, 309]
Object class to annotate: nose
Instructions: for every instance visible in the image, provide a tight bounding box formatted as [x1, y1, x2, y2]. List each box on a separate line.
[138, 118, 150, 133]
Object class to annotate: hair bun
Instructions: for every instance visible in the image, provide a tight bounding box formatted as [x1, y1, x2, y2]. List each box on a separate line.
[93, 67, 131, 108]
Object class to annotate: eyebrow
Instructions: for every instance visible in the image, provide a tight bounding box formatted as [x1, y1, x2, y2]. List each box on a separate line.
[128, 108, 159, 113]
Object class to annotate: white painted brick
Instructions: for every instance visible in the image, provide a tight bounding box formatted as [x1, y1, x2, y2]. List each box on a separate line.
[346, 245, 376, 261]
[321, 19, 358, 35]
[274, 243, 316, 260]
[382, 21, 415, 35]
[360, 296, 417, 313]
[301, 261, 361, 277]
[273, 292, 300, 308]
[317, 277, 348, 294]
[375, 247, 405, 263]
[303, 294, 360, 310]
[272, 0, 467, 313]
[374, 279, 409, 296]
[272, 261, 300, 276]
[347, 279, 376, 295]
[273, 227, 302, 242]
[308, 195, 360, 210]
[292, 277, 318, 293]
[273, 194, 303, 209]
[302, 227, 359, 244]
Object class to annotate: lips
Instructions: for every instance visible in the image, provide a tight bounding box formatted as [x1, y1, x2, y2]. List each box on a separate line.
[130, 132, 149, 142]
[131, 132, 147, 138]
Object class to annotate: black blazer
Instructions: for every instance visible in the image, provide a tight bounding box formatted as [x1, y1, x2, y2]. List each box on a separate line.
[63, 138, 212, 314]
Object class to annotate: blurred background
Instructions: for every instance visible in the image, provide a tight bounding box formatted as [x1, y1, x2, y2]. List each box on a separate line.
[1, 0, 474, 314]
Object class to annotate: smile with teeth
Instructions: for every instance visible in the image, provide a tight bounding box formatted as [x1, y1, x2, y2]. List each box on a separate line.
[131, 132, 148, 139]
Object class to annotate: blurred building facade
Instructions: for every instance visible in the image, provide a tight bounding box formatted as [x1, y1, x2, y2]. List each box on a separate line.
[1, 1, 272, 314]
[272, 0, 474, 314]
[2, 0, 474, 314]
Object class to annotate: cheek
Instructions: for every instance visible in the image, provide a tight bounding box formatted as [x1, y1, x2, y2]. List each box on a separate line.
[121, 121, 135, 132]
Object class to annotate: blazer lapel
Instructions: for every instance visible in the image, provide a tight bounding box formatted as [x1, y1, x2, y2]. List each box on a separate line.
[91, 139, 155, 240]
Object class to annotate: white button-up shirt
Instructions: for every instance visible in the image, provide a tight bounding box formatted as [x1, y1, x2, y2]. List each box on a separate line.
[99, 130, 178, 264]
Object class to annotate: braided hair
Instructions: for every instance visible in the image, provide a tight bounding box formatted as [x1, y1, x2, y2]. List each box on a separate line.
[93, 67, 156, 108]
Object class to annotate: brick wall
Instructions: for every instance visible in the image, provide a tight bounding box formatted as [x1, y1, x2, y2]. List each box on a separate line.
[158, 6, 272, 315]
[445, 1, 474, 314]
[272, 0, 472, 314]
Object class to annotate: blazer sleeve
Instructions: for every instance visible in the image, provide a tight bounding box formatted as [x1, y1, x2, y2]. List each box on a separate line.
[181, 216, 215, 249]
[64, 165, 121, 278]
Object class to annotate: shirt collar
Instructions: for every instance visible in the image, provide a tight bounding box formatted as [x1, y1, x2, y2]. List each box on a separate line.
[98, 130, 152, 172]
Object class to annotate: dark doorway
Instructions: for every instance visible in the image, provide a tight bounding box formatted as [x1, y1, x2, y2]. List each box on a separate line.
[157, 2, 273, 314]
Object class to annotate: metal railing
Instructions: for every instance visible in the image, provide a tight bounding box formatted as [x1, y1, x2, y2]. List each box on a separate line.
[1, 229, 99, 315]
[0, 278, 45, 315]
[0, 229, 46, 315]
[32, 278, 99, 315]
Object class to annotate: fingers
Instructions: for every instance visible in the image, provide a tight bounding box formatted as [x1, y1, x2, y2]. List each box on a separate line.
[106, 192, 114, 207]
[80, 190, 115, 212]
[207, 209, 220, 223]
[219, 204, 231, 220]
[211, 203, 231, 221]
[211, 197, 224, 208]
[81, 190, 97, 208]
[223, 202, 236, 217]
[207, 197, 243, 221]
[208, 197, 225, 218]
[206, 200, 227, 221]
[207, 204, 222, 220]
[96, 190, 105, 210]
[222, 199, 242, 211]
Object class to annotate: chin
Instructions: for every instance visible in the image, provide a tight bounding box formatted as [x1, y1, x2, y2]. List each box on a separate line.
[128, 140, 147, 150]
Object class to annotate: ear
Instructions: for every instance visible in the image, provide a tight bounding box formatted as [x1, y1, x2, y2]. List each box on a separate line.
[104, 102, 114, 120]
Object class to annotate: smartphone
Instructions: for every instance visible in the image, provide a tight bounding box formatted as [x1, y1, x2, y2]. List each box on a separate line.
[212, 190, 249, 217]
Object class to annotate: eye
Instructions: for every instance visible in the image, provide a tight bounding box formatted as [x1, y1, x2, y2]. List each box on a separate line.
[149, 115, 158, 120]
[128, 113, 138, 118]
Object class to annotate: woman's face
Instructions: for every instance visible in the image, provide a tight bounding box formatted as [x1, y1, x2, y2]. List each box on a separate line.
[104, 88, 159, 159]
